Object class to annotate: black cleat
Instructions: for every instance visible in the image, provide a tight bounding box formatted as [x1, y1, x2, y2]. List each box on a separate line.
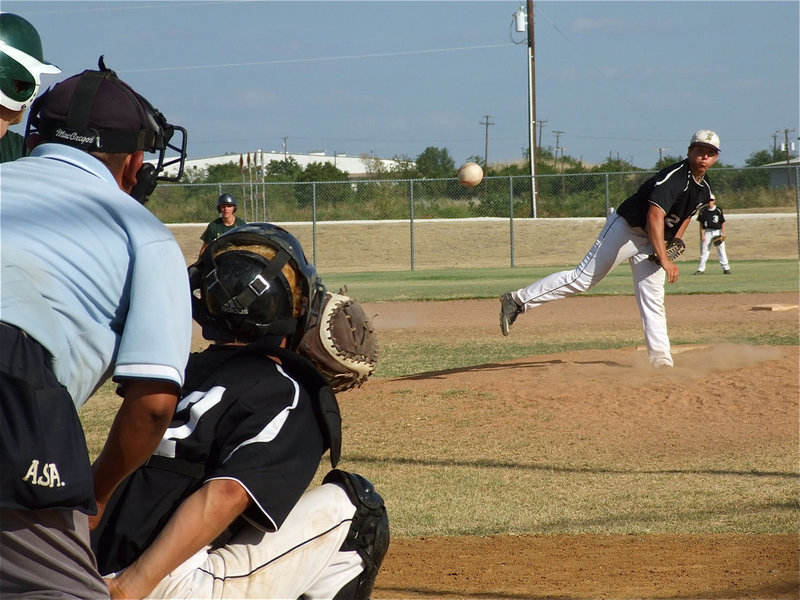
[500, 292, 521, 336]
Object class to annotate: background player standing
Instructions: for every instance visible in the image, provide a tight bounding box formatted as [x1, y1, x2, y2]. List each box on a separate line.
[199, 193, 246, 257]
[695, 196, 730, 274]
[92, 223, 389, 600]
[500, 130, 721, 368]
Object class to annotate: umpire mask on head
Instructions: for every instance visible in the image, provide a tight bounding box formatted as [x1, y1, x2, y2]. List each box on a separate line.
[25, 56, 187, 203]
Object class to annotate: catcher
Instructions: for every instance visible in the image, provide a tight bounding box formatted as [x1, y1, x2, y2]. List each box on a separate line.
[91, 223, 387, 600]
[500, 129, 721, 368]
[695, 195, 731, 274]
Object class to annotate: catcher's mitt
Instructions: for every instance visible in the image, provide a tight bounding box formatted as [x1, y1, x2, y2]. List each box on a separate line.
[647, 238, 685, 266]
[712, 234, 725, 246]
[298, 288, 378, 393]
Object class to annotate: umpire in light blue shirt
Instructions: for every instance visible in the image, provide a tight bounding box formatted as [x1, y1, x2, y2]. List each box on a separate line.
[0, 58, 191, 598]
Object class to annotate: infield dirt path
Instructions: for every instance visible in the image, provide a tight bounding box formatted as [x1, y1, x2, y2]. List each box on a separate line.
[348, 294, 800, 599]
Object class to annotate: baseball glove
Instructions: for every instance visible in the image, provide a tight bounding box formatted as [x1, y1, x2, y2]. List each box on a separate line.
[298, 288, 378, 393]
[712, 234, 725, 246]
[647, 238, 685, 266]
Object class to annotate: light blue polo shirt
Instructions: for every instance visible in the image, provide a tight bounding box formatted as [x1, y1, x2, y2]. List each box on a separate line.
[0, 143, 191, 407]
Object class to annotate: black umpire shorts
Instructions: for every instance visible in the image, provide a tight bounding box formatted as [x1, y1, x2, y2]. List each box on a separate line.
[0, 323, 95, 514]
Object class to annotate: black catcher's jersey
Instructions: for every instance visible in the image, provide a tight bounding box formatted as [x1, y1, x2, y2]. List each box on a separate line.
[697, 204, 725, 230]
[92, 345, 340, 575]
[616, 159, 713, 241]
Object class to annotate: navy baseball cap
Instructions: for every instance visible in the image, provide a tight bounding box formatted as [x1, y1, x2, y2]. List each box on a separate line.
[28, 59, 163, 153]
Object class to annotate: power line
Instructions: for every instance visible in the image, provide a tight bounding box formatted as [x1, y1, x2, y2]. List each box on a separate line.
[12, 2, 229, 15]
[120, 43, 515, 74]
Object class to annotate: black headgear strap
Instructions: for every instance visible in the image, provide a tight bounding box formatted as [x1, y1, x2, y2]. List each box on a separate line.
[27, 56, 165, 154]
[58, 68, 160, 153]
[211, 248, 294, 320]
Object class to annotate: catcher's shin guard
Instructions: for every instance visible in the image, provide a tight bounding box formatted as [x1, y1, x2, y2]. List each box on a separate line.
[324, 469, 390, 600]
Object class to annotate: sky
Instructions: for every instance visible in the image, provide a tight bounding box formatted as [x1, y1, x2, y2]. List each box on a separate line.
[5, 0, 799, 169]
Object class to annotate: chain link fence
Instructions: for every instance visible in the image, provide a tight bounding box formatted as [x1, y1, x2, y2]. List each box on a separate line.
[154, 166, 800, 271]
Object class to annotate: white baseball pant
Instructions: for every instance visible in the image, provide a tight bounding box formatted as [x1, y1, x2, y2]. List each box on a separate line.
[511, 214, 673, 367]
[697, 229, 729, 272]
[137, 483, 362, 599]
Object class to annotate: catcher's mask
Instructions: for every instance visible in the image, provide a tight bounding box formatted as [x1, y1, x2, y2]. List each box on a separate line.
[189, 223, 326, 349]
[25, 56, 187, 203]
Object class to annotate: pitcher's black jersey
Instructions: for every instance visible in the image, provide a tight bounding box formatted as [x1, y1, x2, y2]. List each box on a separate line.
[616, 159, 713, 240]
[92, 345, 337, 575]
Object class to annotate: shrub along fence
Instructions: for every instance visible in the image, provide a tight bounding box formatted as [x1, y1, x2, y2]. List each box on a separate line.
[154, 166, 800, 270]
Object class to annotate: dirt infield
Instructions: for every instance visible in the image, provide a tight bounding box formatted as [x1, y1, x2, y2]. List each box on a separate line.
[379, 534, 797, 599]
[344, 294, 799, 599]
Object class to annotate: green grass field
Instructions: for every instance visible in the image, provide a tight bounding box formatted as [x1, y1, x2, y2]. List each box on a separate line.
[321, 259, 799, 302]
[80, 259, 799, 540]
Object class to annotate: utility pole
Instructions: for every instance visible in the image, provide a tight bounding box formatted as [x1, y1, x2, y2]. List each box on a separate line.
[782, 128, 796, 188]
[553, 130, 564, 170]
[773, 131, 780, 161]
[658, 147, 668, 169]
[282, 136, 288, 161]
[514, 2, 537, 215]
[537, 118, 547, 155]
[526, 0, 536, 182]
[480, 114, 494, 169]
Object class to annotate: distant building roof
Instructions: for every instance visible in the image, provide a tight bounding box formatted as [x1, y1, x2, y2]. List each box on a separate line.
[762, 156, 798, 188]
[762, 156, 800, 167]
[152, 150, 408, 180]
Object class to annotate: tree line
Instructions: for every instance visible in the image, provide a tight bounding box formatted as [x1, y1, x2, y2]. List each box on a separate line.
[181, 144, 795, 186]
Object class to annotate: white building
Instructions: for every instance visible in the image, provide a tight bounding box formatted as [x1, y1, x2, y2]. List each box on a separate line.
[154, 150, 408, 180]
[763, 157, 799, 189]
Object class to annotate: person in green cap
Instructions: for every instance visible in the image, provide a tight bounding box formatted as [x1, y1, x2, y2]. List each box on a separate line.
[0, 12, 60, 162]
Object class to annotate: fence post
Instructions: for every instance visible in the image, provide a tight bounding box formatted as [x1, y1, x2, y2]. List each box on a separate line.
[261, 168, 266, 222]
[240, 173, 246, 221]
[605, 173, 610, 216]
[312, 182, 318, 266]
[509, 176, 515, 268]
[409, 179, 415, 271]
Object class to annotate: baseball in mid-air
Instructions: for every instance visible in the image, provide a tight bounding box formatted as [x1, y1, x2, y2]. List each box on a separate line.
[457, 162, 483, 187]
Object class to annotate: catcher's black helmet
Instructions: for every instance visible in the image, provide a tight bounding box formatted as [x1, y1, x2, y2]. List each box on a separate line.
[188, 223, 325, 348]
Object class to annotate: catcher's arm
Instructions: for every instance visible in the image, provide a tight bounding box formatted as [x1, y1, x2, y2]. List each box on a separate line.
[105, 479, 249, 599]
